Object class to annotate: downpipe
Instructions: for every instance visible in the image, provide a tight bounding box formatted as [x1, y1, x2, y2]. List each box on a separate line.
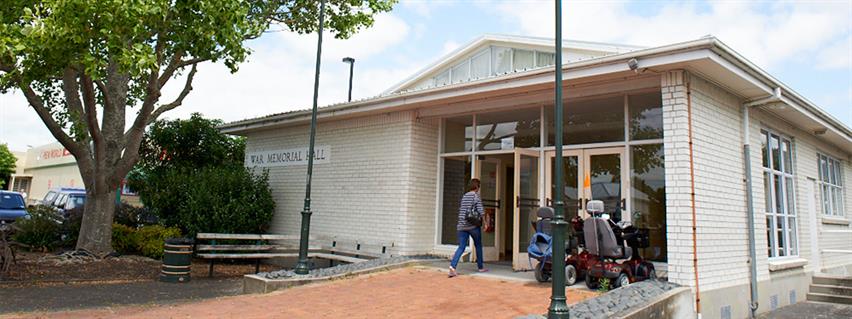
[742, 87, 781, 318]
[686, 77, 701, 318]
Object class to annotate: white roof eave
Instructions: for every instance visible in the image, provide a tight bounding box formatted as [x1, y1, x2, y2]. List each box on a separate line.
[221, 37, 852, 153]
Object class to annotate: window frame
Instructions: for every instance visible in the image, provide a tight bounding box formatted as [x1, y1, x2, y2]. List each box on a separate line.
[761, 129, 799, 259]
[817, 153, 845, 217]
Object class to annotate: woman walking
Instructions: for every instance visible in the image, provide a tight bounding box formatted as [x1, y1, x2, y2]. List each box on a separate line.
[449, 178, 488, 277]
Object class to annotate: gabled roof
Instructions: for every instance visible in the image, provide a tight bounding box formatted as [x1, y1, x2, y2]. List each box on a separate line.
[382, 34, 645, 94]
[220, 35, 852, 154]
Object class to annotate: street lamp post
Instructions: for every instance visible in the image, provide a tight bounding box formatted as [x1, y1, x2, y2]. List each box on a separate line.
[548, 0, 570, 318]
[294, 0, 327, 275]
[342, 57, 354, 102]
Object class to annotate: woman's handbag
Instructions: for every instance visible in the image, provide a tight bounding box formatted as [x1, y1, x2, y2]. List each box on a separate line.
[464, 196, 483, 227]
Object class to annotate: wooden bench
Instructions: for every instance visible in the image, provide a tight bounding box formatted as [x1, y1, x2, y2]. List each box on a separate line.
[311, 236, 393, 267]
[195, 233, 393, 276]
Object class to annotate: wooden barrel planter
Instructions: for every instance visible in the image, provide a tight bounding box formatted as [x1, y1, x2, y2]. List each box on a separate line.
[160, 238, 194, 283]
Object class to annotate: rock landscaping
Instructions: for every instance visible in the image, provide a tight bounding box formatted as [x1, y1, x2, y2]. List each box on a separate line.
[258, 255, 442, 280]
[516, 280, 681, 319]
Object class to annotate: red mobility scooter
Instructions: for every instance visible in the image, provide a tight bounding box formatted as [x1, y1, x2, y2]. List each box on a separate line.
[570, 200, 656, 289]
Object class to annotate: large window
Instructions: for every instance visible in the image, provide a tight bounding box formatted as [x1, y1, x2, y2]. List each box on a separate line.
[818, 153, 844, 217]
[630, 144, 666, 262]
[628, 93, 663, 140]
[475, 108, 541, 151]
[546, 95, 625, 145]
[444, 115, 473, 153]
[761, 130, 798, 258]
[418, 46, 558, 90]
[441, 156, 471, 245]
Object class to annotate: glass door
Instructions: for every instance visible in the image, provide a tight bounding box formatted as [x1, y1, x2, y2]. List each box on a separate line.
[513, 148, 539, 270]
[583, 148, 628, 222]
[475, 158, 502, 261]
[545, 150, 583, 220]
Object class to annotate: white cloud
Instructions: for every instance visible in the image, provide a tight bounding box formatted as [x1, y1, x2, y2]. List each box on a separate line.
[491, 0, 851, 69]
[0, 92, 55, 152]
[816, 35, 852, 70]
[1, 13, 416, 150]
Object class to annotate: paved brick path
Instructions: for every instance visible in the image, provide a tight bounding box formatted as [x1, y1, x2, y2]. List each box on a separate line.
[5, 267, 598, 319]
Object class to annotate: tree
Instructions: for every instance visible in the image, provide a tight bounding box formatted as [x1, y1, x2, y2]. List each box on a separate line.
[128, 114, 274, 236]
[0, 144, 15, 189]
[0, 0, 395, 256]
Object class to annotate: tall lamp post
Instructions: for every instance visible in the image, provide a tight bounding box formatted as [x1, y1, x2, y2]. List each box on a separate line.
[342, 57, 355, 102]
[294, 0, 327, 275]
[548, 0, 570, 318]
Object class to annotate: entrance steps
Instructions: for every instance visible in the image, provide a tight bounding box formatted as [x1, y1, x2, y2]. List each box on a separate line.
[807, 274, 852, 305]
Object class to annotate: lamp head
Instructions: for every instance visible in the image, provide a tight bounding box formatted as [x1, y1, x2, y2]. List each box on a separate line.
[627, 58, 639, 71]
[342, 57, 355, 64]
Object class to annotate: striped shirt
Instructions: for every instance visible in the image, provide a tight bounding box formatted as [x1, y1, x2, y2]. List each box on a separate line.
[457, 191, 484, 230]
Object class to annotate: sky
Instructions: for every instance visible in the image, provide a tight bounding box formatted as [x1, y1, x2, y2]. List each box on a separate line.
[1, 0, 850, 152]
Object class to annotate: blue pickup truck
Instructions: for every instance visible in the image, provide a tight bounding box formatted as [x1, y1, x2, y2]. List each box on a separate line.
[0, 191, 29, 223]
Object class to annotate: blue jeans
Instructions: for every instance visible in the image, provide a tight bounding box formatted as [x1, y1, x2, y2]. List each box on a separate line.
[450, 227, 484, 269]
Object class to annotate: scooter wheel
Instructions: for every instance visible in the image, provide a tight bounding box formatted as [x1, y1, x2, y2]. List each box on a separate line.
[564, 265, 577, 286]
[615, 273, 630, 288]
[534, 266, 550, 283]
[585, 276, 599, 289]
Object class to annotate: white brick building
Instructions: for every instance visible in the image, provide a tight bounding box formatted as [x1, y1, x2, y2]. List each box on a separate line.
[222, 35, 851, 319]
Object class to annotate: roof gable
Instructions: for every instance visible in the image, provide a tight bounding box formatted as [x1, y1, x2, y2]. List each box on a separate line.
[384, 34, 643, 94]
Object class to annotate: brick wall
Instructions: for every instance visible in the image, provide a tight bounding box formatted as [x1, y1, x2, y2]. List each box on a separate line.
[663, 69, 852, 291]
[661, 70, 697, 287]
[243, 111, 439, 255]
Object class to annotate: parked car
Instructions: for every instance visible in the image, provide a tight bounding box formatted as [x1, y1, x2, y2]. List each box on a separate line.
[40, 188, 86, 219]
[0, 191, 30, 223]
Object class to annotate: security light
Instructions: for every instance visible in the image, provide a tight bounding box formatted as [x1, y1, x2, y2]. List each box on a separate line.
[627, 58, 639, 71]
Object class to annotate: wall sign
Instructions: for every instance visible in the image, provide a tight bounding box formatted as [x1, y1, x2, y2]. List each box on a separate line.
[245, 145, 331, 168]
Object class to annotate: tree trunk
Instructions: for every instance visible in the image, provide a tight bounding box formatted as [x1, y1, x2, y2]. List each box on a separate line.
[76, 188, 117, 256]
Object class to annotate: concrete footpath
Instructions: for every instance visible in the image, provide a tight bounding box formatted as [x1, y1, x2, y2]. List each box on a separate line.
[757, 301, 852, 319]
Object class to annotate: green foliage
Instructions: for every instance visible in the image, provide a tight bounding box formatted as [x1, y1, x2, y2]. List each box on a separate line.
[132, 225, 181, 259]
[145, 165, 275, 236]
[12, 206, 60, 251]
[111, 224, 181, 259]
[59, 207, 84, 248]
[0, 144, 15, 189]
[132, 113, 245, 175]
[598, 277, 611, 293]
[1, 0, 396, 101]
[130, 115, 274, 237]
[111, 223, 136, 255]
[114, 202, 157, 228]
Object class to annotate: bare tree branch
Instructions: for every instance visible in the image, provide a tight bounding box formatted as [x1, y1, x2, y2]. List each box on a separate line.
[81, 74, 103, 145]
[157, 51, 185, 89]
[19, 83, 90, 162]
[148, 64, 197, 125]
[94, 79, 111, 109]
[60, 68, 87, 134]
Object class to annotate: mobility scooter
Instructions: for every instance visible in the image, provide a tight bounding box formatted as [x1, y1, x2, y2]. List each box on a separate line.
[577, 200, 656, 289]
[527, 206, 581, 285]
[528, 200, 656, 289]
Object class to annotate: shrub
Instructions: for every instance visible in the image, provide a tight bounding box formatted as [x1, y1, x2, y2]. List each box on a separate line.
[111, 223, 136, 255]
[114, 203, 158, 227]
[142, 166, 274, 237]
[132, 225, 181, 259]
[111, 224, 181, 259]
[13, 205, 61, 251]
[59, 207, 84, 248]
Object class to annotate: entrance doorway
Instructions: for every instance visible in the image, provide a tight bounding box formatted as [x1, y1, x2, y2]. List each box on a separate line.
[472, 149, 539, 271]
[545, 147, 628, 222]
